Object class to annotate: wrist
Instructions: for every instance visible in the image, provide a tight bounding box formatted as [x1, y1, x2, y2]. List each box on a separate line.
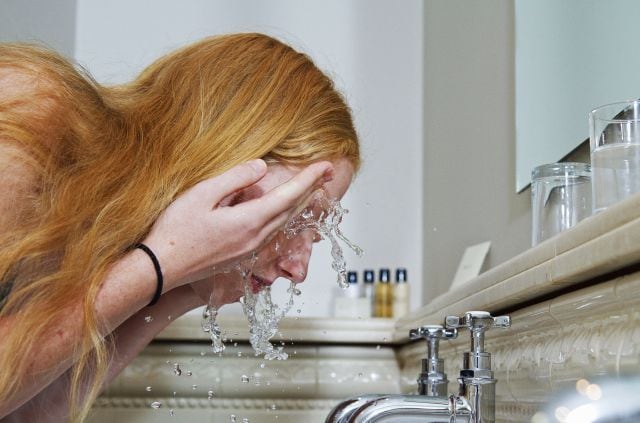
[139, 237, 189, 293]
[132, 243, 163, 306]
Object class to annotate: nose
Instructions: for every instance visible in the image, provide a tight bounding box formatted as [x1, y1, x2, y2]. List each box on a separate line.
[276, 232, 314, 283]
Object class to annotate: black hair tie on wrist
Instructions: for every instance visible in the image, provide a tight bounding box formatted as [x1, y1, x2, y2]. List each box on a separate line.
[134, 243, 163, 307]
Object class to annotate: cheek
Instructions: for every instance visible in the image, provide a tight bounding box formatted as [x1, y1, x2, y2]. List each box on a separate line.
[253, 231, 313, 266]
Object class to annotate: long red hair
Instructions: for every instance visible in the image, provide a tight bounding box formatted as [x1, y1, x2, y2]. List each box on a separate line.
[0, 33, 359, 421]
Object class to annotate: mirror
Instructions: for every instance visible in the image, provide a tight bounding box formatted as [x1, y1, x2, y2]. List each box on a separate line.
[515, 0, 640, 191]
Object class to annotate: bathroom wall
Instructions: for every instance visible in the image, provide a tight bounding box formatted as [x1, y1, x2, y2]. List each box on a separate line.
[422, 0, 532, 302]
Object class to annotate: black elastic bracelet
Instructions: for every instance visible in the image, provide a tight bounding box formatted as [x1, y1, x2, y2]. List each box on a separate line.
[134, 243, 163, 307]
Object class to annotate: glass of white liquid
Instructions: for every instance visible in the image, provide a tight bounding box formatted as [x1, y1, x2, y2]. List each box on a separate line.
[531, 162, 592, 246]
[590, 99, 640, 213]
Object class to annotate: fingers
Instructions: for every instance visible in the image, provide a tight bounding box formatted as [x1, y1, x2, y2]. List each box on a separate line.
[246, 161, 334, 221]
[194, 159, 268, 205]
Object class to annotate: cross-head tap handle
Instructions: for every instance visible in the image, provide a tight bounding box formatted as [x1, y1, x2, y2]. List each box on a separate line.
[444, 311, 511, 354]
[409, 324, 457, 360]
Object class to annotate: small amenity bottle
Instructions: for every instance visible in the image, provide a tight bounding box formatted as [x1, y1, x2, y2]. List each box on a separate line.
[344, 271, 361, 299]
[374, 268, 393, 318]
[334, 271, 370, 318]
[392, 268, 409, 318]
[363, 269, 375, 317]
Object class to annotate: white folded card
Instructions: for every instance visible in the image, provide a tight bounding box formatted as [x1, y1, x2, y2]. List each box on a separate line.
[450, 241, 491, 290]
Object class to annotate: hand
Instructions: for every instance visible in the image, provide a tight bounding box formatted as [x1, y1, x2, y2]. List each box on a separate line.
[143, 159, 333, 292]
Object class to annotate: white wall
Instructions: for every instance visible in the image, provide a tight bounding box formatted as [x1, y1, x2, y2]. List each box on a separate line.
[0, 0, 77, 58]
[422, 0, 531, 302]
[72, 0, 424, 316]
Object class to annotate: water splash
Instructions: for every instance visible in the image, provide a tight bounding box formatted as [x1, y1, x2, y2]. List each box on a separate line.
[202, 304, 225, 353]
[198, 191, 361, 359]
[238, 278, 296, 360]
[285, 191, 363, 288]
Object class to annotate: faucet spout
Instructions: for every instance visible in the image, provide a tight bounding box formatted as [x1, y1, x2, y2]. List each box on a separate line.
[326, 394, 472, 423]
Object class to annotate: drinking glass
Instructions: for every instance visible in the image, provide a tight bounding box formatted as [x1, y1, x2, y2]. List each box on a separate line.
[590, 99, 640, 213]
[531, 162, 592, 246]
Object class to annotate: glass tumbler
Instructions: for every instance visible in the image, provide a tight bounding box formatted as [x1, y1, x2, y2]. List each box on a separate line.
[590, 99, 640, 213]
[531, 162, 592, 246]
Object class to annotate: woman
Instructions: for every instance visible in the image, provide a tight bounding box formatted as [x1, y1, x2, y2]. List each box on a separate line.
[0, 33, 360, 422]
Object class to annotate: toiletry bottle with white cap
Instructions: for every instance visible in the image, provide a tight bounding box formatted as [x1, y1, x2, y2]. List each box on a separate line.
[392, 268, 409, 318]
[363, 269, 375, 317]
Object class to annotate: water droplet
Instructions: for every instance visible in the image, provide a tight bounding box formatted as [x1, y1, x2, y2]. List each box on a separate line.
[145, 386, 152, 392]
[192, 384, 197, 390]
[173, 363, 182, 376]
[167, 315, 172, 320]
[271, 404, 277, 410]
[358, 372, 363, 377]
[202, 305, 225, 353]
[376, 345, 381, 350]
[242, 418, 249, 423]
[260, 363, 265, 368]
[186, 371, 192, 376]
[150, 401, 162, 409]
[237, 351, 243, 357]
[207, 390, 214, 399]
[296, 309, 301, 314]
[144, 315, 153, 323]
[330, 372, 336, 378]
[241, 375, 250, 383]
[169, 409, 174, 416]
[200, 351, 206, 356]
[230, 414, 237, 423]
[172, 391, 177, 396]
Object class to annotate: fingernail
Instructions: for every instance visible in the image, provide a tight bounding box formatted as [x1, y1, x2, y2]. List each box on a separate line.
[249, 159, 266, 173]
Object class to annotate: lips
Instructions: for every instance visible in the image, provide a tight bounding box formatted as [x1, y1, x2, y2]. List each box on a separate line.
[250, 274, 274, 293]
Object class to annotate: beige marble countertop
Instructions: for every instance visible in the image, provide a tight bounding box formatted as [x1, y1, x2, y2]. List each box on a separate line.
[158, 193, 640, 346]
[158, 314, 397, 345]
[396, 192, 640, 341]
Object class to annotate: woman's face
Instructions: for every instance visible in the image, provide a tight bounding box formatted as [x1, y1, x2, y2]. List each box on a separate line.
[206, 158, 354, 306]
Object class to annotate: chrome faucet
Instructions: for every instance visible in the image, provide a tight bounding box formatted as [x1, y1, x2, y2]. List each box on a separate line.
[325, 311, 511, 423]
[409, 324, 457, 396]
[445, 311, 511, 423]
